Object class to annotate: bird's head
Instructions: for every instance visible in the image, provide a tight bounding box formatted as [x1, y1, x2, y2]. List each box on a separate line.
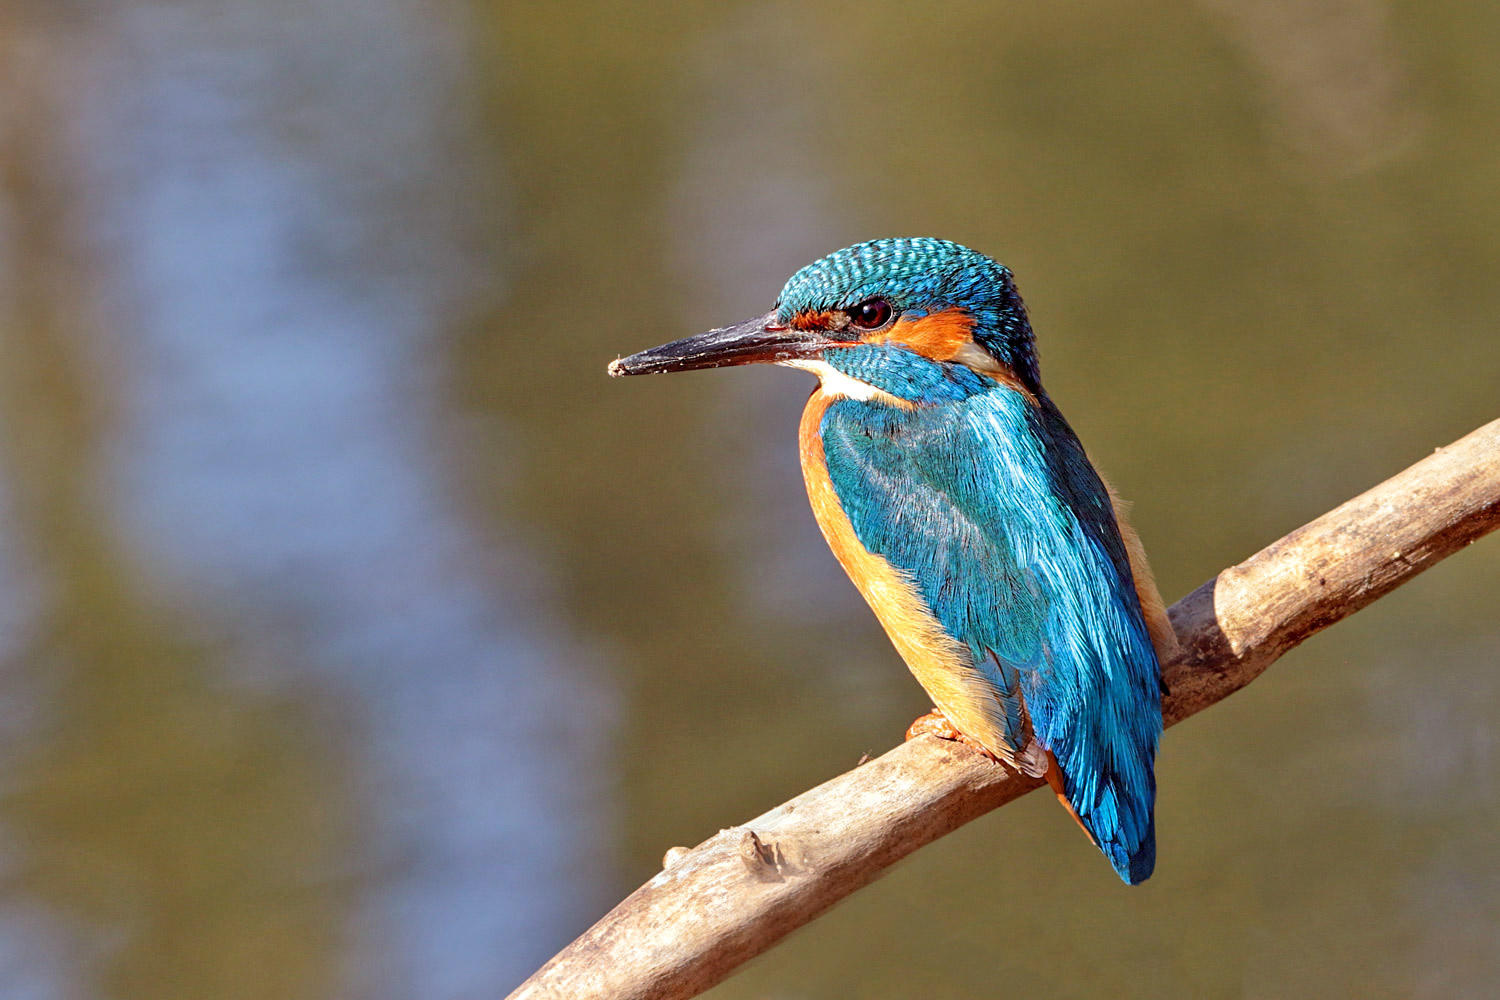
[609, 238, 1040, 404]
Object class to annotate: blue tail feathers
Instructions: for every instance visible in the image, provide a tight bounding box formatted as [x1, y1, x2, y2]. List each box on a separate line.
[1104, 819, 1156, 885]
[1079, 779, 1157, 884]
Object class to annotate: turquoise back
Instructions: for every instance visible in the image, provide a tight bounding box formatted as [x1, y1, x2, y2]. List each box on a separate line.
[819, 359, 1162, 883]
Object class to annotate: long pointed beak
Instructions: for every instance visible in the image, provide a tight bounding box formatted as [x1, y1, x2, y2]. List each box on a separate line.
[608, 311, 841, 377]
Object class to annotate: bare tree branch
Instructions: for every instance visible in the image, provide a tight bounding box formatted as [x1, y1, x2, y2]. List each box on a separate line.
[509, 417, 1500, 1000]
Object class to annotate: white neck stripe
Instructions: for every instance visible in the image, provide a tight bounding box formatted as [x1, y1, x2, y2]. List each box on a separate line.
[779, 359, 909, 406]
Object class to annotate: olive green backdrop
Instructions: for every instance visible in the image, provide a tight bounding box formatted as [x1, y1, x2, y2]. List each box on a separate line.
[1, 2, 1497, 998]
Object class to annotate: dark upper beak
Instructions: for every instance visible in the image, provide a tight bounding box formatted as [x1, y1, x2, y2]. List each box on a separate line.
[608, 311, 842, 377]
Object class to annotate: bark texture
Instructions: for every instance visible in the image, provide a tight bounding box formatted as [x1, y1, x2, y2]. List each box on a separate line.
[510, 417, 1500, 1000]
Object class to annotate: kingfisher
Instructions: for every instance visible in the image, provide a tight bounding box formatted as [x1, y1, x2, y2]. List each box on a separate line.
[609, 238, 1177, 884]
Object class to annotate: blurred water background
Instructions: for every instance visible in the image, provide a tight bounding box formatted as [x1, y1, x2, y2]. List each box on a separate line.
[0, 2, 1497, 998]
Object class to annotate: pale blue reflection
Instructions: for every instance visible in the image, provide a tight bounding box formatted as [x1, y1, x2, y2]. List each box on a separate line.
[669, 6, 860, 628]
[0, 474, 92, 1000]
[70, 2, 615, 995]
[0, 902, 88, 1000]
[668, 9, 904, 734]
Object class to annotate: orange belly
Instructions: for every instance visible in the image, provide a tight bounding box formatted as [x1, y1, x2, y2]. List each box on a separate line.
[798, 388, 1044, 773]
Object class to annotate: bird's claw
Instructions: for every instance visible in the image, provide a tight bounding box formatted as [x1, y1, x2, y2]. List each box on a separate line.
[905, 707, 1001, 762]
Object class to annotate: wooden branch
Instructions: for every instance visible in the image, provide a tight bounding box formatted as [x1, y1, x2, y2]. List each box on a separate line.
[510, 418, 1500, 1000]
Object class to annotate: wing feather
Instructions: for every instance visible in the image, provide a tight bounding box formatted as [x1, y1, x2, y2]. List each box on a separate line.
[820, 388, 1163, 883]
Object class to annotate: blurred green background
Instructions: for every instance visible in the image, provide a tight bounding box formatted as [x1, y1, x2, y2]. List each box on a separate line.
[1, 1, 1498, 998]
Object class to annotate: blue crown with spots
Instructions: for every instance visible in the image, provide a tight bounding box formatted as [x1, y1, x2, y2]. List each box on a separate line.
[775, 238, 1039, 386]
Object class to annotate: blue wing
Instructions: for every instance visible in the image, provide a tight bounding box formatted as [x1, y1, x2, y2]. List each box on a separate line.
[820, 388, 1162, 883]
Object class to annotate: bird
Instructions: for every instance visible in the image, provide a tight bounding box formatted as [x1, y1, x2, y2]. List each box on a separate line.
[608, 238, 1177, 884]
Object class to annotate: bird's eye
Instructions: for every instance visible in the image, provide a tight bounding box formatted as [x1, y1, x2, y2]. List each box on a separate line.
[849, 298, 893, 330]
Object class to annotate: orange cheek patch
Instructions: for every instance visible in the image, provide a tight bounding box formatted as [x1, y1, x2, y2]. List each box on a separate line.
[789, 309, 842, 332]
[875, 307, 1038, 404]
[871, 307, 976, 361]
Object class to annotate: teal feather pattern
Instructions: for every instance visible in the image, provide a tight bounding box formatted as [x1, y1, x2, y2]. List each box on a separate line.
[819, 375, 1161, 883]
[781, 239, 1163, 884]
[779, 238, 1040, 388]
[611, 237, 1168, 884]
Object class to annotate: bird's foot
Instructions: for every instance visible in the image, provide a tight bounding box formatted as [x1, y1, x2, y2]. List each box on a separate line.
[905, 707, 1000, 762]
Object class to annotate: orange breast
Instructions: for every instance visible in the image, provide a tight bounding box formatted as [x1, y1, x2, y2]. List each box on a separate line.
[798, 388, 1036, 769]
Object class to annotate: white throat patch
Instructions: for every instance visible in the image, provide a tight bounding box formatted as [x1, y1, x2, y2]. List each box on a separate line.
[779, 359, 908, 406]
